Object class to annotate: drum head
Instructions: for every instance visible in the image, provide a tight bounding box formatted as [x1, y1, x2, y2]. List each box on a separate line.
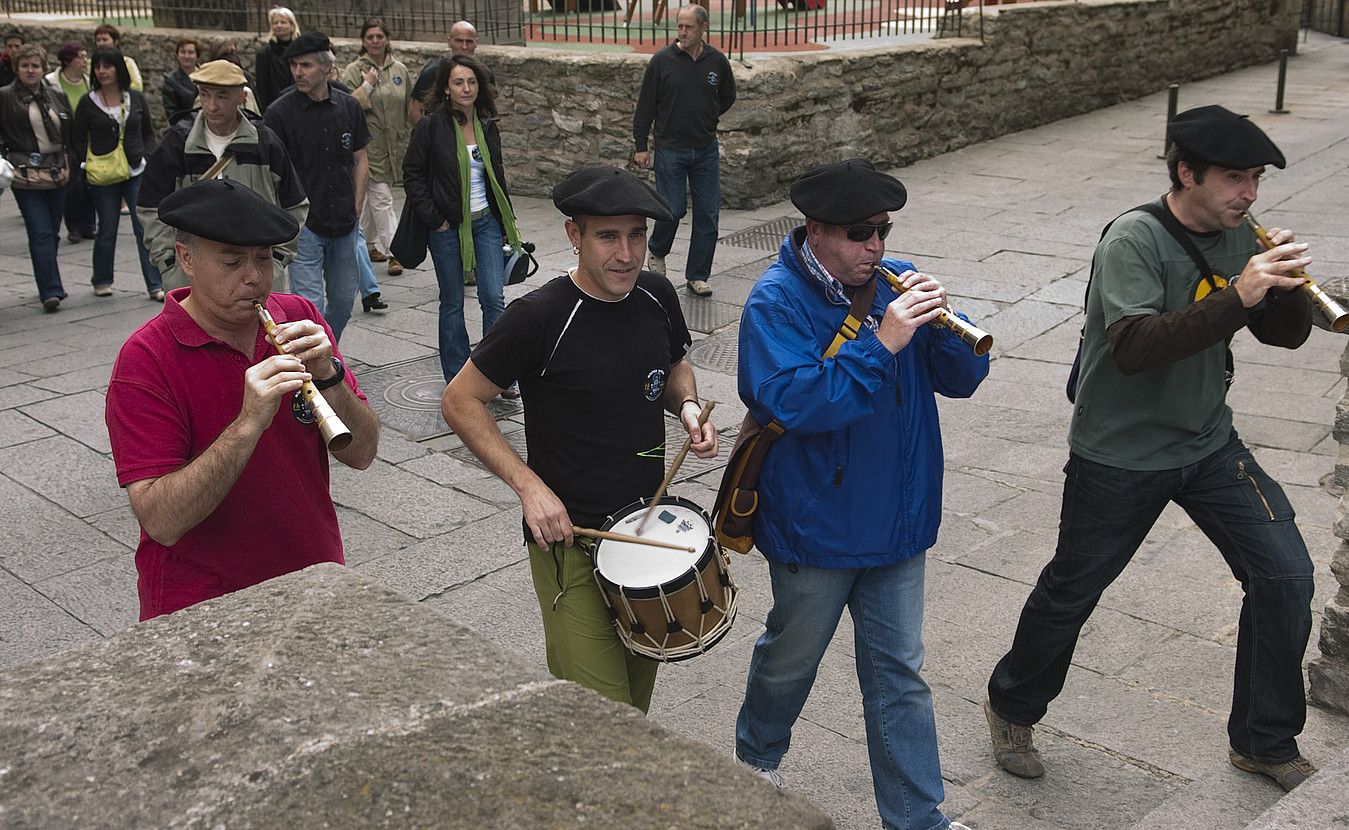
[595, 501, 711, 589]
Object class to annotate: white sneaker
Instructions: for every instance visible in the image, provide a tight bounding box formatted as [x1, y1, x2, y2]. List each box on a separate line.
[948, 823, 973, 829]
[751, 766, 785, 789]
[649, 254, 666, 276]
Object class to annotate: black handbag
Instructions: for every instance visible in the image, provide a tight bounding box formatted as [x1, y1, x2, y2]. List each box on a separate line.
[504, 241, 538, 285]
[390, 197, 430, 270]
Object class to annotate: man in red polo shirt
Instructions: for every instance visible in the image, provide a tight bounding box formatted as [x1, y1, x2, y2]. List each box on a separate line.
[105, 179, 380, 620]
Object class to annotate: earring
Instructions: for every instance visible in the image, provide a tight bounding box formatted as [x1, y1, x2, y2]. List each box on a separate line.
[572, 245, 580, 255]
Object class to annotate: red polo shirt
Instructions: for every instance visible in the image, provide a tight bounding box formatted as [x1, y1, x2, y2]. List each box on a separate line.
[106, 288, 367, 620]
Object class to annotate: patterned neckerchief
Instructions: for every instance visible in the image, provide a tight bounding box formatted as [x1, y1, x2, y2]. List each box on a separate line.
[800, 238, 879, 332]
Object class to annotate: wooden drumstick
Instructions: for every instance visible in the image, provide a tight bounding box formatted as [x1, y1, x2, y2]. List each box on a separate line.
[571, 526, 696, 553]
[636, 400, 716, 536]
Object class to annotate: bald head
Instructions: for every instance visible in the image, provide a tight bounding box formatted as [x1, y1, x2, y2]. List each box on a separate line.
[448, 21, 477, 55]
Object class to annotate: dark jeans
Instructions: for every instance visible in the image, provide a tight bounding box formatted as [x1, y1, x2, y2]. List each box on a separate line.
[649, 141, 720, 282]
[988, 432, 1314, 763]
[89, 174, 161, 293]
[12, 186, 68, 301]
[63, 166, 95, 237]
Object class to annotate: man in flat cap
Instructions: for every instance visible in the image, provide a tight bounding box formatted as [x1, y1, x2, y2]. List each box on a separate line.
[264, 31, 370, 343]
[442, 165, 718, 712]
[138, 59, 309, 292]
[105, 179, 379, 621]
[732, 158, 985, 830]
[985, 105, 1319, 791]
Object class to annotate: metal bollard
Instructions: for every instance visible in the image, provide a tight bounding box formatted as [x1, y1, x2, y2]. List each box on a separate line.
[1158, 84, 1179, 159]
[1271, 49, 1291, 114]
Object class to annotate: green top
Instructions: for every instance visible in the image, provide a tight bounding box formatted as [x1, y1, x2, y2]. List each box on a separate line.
[1068, 198, 1258, 470]
[340, 53, 411, 185]
[56, 72, 88, 110]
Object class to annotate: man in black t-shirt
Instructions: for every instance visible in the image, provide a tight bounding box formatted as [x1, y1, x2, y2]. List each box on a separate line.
[442, 165, 718, 713]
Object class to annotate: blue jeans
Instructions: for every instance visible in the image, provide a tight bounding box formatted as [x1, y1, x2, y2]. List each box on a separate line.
[290, 225, 360, 344]
[90, 174, 161, 293]
[12, 186, 68, 301]
[650, 142, 721, 283]
[427, 213, 505, 382]
[356, 225, 380, 298]
[737, 555, 950, 830]
[988, 432, 1314, 763]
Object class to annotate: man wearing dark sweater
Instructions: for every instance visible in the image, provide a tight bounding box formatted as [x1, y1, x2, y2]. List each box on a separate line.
[632, 5, 735, 297]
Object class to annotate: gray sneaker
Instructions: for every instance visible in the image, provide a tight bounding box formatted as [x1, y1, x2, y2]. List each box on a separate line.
[649, 254, 666, 276]
[985, 700, 1045, 778]
[1229, 748, 1316, 792]
[751, 766, 785, 789]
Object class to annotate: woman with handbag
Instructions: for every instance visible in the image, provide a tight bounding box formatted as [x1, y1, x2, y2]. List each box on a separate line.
[403, 55, 522, 390]
[45, 41, 94, 245]
[2, 44, 73, 312]
[71, 47, 162, 300]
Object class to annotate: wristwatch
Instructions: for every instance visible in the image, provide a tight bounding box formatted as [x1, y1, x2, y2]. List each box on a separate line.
[313, 357, 346, 390]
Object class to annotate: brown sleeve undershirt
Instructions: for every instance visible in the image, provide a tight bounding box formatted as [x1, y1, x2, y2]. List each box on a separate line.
[1107, 284, 1313, 375]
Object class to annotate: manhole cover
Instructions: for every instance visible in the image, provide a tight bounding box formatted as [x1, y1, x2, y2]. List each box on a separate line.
[721, 216, 800, 252]
[689, 327, 739, 373]
[679, 294, 740, 334]
[358, 355, 521, 441]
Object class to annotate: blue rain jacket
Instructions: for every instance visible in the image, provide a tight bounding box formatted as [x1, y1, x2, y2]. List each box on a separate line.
[739, 229, 989, 568]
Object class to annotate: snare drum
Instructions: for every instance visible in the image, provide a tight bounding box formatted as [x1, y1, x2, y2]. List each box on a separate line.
[592, 495, 738, 662]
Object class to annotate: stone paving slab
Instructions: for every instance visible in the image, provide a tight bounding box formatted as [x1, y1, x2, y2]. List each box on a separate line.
[3, 27, 1349, 830]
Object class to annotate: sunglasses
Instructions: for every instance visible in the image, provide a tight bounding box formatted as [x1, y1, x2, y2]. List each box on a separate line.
[845, 222, 893, 243]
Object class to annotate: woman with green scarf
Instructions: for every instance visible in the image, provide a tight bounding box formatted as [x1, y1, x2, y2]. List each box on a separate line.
[403, 54, 521, 387]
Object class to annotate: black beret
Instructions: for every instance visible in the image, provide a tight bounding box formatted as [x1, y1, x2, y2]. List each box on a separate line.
[1168, 105, 1286, 169]
[552, 165, 673, 222]
[282, 31, 332, 61]
[158, 179, 299, 246]
[790, 158, 907, 225]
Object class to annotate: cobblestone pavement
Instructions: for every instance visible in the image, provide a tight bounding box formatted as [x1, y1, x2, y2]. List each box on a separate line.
[3, 33, 1349, 830]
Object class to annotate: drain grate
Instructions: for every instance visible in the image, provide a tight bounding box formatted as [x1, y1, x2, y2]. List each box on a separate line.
[688, 327, 740, 374]
[679, 293, 740, 334]
[358, 355, 522, 441]
[721, 216, 800, 252]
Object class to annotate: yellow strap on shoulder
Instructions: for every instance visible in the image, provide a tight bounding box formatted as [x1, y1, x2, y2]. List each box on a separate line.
[823, 314, 864, 360]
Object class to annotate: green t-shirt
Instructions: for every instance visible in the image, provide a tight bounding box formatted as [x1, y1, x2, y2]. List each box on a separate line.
[57, 73, 88, 109]
[1068, 199, 1258, 470]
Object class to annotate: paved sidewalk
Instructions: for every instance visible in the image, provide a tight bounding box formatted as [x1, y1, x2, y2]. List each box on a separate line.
[3, 33, 1349, 830]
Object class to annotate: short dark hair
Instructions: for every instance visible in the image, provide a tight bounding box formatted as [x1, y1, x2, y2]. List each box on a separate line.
[426, 54, 497, 122]
[89, 46, 132, 91]
[57, 41, 85, 68]
[1166, 142, 1211, 191]
[93, 24, 121, 43]
[358, 18, 392, 54]
[176, 36, 200, 54]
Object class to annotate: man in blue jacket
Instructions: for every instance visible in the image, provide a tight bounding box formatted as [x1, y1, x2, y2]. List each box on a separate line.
[734, 159, 986, 830]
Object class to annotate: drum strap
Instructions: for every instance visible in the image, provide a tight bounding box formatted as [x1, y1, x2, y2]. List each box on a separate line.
[713, 277, 878, 554]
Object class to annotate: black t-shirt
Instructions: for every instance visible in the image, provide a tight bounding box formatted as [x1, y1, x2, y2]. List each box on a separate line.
[471, 271, 691, 529]
[263, 86, 370, 237]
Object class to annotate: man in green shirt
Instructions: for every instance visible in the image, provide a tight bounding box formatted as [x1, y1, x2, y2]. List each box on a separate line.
[985, 105, 1320, 792]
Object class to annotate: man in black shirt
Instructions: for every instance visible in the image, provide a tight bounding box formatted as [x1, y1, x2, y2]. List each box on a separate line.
[633, 5, 735, 298]
[264, 32, 370, 343]
[441, 165, 718, 713]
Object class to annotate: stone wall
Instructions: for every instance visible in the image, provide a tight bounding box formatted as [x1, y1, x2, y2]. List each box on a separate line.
[1311, 279, 1349, 715]
[4, 0, 1300, 208]
[0, 564, 833, 829]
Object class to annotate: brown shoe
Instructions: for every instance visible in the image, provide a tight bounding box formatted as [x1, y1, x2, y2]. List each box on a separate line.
[387, 257, 403, 276]
[1229, 748, 1316, 792]
[985, 701, 1045, 778]
[368, 246, 387, 263]
[687, 279, 713, 297]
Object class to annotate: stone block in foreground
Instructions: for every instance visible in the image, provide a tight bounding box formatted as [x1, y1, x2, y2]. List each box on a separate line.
[0, 564, 831, 829]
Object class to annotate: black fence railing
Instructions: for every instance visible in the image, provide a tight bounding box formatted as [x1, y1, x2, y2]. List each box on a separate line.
[1, 0, 979, 53]
[528, 0, 979, 56]
[1303, 0, 1346, 36]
